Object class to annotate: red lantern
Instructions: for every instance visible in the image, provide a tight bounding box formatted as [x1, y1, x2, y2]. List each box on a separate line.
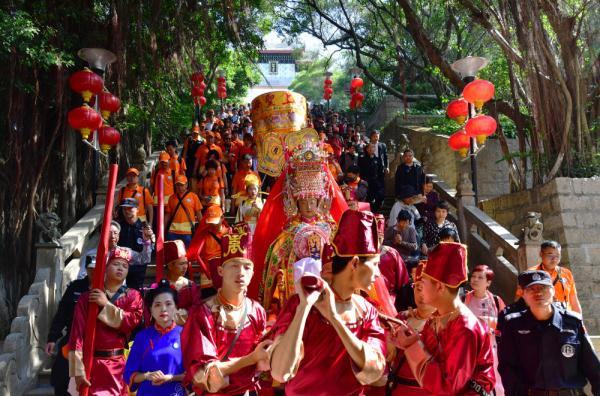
[191, 72, 204, 85]
[68, 104, 103, 140]
[323, 93, 332, 100]
[69, 68, 104, 102]
[350, 86, 356, 95]
[217, 76, 226, 84]
[465, 115, 497, 145]
[353, 92, 365, 107]
[98, 90, 121, 119]
[462, 79, 495, 110]
[349, 98, 356, 109]
[324, 78, 333, 86]
[448, 129, 471, 158]
[198, 96, 207, 106]
[198, 81, 207, 91]
[324, 87, 333, 96]
[446, 98, 469, 125]
[97, 125, 121, 153]
[350, 77, 364, 90]
[192, 85, 203, 98]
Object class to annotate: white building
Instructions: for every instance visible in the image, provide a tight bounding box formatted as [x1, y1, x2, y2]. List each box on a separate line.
[245, 48, 297, 103]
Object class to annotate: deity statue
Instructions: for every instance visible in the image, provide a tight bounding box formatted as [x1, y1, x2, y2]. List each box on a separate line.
[249, 143, 347, 320]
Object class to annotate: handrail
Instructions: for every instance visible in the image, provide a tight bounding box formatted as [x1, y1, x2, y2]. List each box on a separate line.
[0, 148, 163, 396]
[463, 205, 520, 255]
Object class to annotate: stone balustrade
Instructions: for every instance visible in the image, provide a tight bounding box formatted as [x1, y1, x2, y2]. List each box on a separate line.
[0, 148, 160, 396]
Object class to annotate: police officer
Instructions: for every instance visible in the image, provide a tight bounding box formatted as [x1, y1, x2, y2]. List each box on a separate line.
[497, 270, 600, 395]
[45, 250, 94, 396]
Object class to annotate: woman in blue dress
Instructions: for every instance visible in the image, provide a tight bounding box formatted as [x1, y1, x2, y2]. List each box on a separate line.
[124, 279, 186, 395]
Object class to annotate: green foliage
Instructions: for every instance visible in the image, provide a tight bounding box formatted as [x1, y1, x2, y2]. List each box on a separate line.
[0, 10, 73, 69]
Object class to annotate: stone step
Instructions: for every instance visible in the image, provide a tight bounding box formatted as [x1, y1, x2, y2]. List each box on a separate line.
[23, 384, 54, 396]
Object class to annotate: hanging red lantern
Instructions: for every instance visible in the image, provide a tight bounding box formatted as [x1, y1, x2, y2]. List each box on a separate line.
[198, 81, 207, 91]
[462, 79, 495, 110]
[192, 85, 204, 99]
[350, 77, 364, 90]
[448, 129, 471, 158]
[191, 72, 204, 85]
[352, 92, 365, 107]
[68, 104, 103, 139]
[324, 78, 333, 86]
[98, 90, 121, 119]
[217, 76, 226, 84]
[446, 98, 469, 124]
[198, 96, 207, 106]
[349, 98, 356, 109]
[324, 93, 332, 100]
[324, 87, 333, 96]
[69, 68, 104, 103]
[97, 125, 121, 153]
[465, 115, 497, 145]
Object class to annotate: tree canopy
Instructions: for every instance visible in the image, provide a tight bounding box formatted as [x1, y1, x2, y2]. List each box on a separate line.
[276, 0, 600, 187]
[0, 0, 272, 336]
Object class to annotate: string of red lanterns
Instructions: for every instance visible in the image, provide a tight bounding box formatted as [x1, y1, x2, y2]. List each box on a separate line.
[349, 75, 364, 110]
[217, 75, 227, 100]
[323, 76, 333, 101]
[67, 67, 121, 153]
[191, 71, 207, 107]
[446, 78, 497, 157]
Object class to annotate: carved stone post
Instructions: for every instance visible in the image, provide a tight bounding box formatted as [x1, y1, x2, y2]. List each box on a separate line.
[455, 172, 475, 243]
[517, 212, 543, 272]
[34, 212, 64, 317]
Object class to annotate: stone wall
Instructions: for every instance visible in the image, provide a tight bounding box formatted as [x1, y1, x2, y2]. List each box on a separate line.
[381, 119, 521, 200]
[481, 177, 600, 332]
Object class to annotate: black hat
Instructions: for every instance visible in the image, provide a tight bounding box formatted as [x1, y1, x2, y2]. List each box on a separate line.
[397, 185, 418, 200]
[120, 198, 138, 208]
[518, 270, 553, 289]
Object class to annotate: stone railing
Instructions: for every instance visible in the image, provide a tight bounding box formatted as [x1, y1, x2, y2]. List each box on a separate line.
[430, 174, 525, 302]
[0, 149, 161, 396]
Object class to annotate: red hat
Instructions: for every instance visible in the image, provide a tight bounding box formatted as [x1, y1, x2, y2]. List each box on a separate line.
[108, 246, 133, 264]
[332, 210, 379, 257]
[422, 242, 468, 288]
[221, 222, 253, 266]
[414, 261, 425, 281]
[164, 240, 187, 266]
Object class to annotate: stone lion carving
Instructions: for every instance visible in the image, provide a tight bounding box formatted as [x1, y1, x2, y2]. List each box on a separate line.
[523, 212, 543, 242]
[35, 212, 62, 244]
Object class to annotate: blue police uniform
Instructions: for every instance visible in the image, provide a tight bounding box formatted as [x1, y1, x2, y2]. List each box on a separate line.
[497, 305, 600, 395]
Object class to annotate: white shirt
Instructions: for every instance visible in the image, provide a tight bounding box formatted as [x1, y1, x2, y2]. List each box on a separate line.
[388, 201, 421, 228]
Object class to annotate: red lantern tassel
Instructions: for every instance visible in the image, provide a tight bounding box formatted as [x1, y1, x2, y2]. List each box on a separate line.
[79, 164, 118, 396]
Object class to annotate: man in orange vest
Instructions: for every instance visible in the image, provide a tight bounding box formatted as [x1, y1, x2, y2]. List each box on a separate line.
[166, 175, 203, 247]
[115, 168, 153, 226]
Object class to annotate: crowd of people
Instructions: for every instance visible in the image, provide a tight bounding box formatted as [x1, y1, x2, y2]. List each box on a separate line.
[44, 102, 599, 396]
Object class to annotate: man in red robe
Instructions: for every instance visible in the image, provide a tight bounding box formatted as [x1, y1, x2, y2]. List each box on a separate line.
[389, 242, 495, 395]
[181, 222, 271, 395]
[68, 247, 144, 395]
[375, 214, 409, 309]
[269, 210, 387, 395]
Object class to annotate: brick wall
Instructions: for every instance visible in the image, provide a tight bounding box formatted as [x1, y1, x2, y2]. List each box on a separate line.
[481, 177, 600, 332]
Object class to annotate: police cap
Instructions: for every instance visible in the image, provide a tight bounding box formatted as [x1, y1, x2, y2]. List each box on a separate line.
[518, 270, 553, 289]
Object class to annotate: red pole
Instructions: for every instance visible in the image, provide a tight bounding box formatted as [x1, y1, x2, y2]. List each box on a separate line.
[155, 174, 165, 281]
[79, 164, 118, 396]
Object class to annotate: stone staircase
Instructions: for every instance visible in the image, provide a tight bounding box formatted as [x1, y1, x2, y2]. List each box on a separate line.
[22, 369, 52, 396]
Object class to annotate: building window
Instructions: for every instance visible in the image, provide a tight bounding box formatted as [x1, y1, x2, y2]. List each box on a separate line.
[269, 61, 278, 74]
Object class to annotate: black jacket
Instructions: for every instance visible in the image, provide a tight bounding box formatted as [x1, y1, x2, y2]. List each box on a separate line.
[47, 277, 90, 344]
[395, 162, 424, 196]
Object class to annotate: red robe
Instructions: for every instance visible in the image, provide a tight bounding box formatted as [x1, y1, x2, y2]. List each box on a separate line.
[394, 303, 495, 395]
[378, 246, 409, 307]
[271, 294, 387, 396]
[68, 289, 143, 396]
[181, 296, 267, 394]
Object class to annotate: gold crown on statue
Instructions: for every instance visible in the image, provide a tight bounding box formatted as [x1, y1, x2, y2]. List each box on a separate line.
[286, 142, 329, 200]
